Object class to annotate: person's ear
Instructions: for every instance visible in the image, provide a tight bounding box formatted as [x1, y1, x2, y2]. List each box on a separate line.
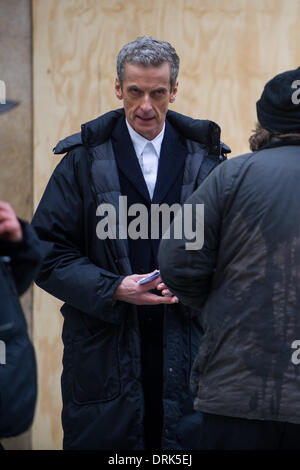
[169, 81, 178, 103]
[115, 77, 123, 100]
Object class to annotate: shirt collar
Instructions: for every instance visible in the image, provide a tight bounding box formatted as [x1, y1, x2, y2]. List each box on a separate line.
[126, 119, 165, 158]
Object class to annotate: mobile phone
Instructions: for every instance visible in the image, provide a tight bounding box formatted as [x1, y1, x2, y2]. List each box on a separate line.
[137, 270, 160, 285]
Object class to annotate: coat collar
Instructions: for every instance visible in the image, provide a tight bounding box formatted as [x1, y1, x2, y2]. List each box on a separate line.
[111, 116, 187, 204]
[259, 137, 300, 151]
[152, 120, 187, 204]
[54, 108, 230, 163]
[111, 116, 151, 203]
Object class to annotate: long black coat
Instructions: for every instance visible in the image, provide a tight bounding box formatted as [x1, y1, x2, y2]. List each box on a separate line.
[32, 108, 228, 449]
[159, 140, 300, 424]
[0, 221, 42, 437]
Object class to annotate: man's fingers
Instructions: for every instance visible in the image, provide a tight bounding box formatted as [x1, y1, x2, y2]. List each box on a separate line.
[0, 201, 12, 210]
[161, 289, 174, 297]
[140, 292, 179, 305]
[0, 220, 15, 234]
[133, 273, 162, 291]
[139, 276, 162, 290]
[156, 282, 176, 297]
[114, 273, 179, 305]
[0, 219, 22, 242]
[136, 276, 178, 302]
[0, 202, 14, 219]
[0, 204, 17, 224]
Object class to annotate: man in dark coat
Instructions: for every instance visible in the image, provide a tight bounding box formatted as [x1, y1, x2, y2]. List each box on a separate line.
[32, 36, 228, 450]
[0, 101, 42, 443]
[159, 66, 300, 449]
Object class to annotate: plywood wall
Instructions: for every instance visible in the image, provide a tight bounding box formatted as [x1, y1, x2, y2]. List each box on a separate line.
[32, 0, 300, 449]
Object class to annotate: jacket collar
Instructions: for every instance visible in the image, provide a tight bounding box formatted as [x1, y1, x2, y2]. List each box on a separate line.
[111, 116, 151, 203]
[111, 118, 187, 204]
[259, 137, 300, 151]
[111, 116, 186, 205]
[53, 108, 229, 160]
[152, 120, 186, 204]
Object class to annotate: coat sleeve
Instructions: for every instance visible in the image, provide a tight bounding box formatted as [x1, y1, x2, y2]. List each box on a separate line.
[0, 220, 43, 296]
[158, 162, 226, 313]
[31, 150, 124, 325]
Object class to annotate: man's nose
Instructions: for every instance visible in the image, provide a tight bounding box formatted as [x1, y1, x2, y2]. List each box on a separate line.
[140, 94, 153, 113]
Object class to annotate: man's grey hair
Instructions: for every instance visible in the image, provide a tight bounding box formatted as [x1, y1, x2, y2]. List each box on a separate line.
[117, 36, 180, 90]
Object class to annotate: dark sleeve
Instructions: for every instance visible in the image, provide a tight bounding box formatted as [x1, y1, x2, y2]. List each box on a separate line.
[158, 162, 226, 313]
[0, 220, 43, 296]
[31, 150, 124, 325]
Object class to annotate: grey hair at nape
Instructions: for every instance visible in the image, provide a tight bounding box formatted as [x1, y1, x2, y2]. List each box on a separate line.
[116, 36, 180, 90]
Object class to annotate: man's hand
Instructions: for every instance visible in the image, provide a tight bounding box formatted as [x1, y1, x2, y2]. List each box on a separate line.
[0, 201, 23, 242]
[113, 270, 179, 305]
[156, 282, 176, 298]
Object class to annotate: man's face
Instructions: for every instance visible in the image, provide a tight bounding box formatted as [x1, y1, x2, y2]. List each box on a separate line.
[115, 62, 178, 140]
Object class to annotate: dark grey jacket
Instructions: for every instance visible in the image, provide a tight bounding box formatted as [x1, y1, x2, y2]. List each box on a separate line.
[0, 221, 42, 437]
[32, 108, 228, 449]
[159, 140, 300, 424]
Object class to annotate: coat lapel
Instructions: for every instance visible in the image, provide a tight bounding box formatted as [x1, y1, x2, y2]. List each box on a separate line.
[112, 117, 151, 203]
[112, 116, 187, 205]
[152, 120, 187, 204]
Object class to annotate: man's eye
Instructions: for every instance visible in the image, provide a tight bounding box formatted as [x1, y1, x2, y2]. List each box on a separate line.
[154, 90, 166, 97]
[129, 88, 140, 95]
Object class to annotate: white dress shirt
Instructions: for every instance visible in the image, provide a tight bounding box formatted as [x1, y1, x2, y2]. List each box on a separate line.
[126, 119, 165, 199]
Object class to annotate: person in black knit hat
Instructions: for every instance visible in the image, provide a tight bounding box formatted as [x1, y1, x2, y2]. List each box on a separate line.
[256, 66, 300, 133]
[158, 66, 300, 449]
[250, 66, 300, 150]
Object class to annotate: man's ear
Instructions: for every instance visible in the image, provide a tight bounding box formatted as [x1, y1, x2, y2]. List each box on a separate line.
[115, 77, 123, 100]
[169, 81, 178, 103]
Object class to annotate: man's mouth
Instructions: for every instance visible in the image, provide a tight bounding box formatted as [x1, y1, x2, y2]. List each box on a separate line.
[136, 115, 155, 122]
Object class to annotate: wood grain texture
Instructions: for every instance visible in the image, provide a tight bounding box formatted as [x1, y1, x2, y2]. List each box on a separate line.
[33, 0, 300, 449]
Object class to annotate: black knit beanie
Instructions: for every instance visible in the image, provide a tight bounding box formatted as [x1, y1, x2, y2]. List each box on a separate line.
[256, 66, 300, 133]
